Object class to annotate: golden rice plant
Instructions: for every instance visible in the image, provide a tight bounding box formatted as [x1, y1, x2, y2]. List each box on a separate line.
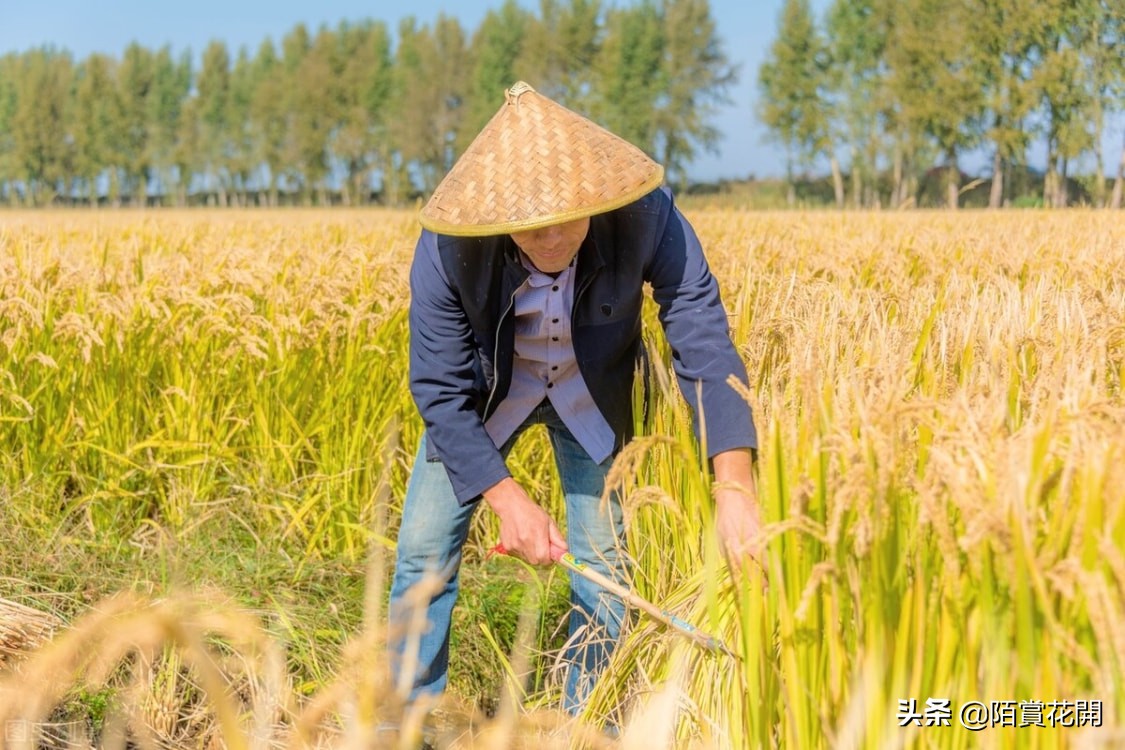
[581, 209, 1125, 749]
[1, 207, 1123, 749]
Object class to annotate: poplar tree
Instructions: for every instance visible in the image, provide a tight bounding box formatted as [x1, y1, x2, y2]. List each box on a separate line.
[195, 40, 232, 205]
[593, 0, 664, 157]
[1028, 0, 1095, 207]
[71, 53, 120, 205]
[516, 0, 601, 106]
[462, 0, 531, 152]
[1110, 0, 1125, 209]
[656, 0, 736, 192]
[292, 28, 336, 205]
[886, 0, 986, 209]
[427, 15, 470, 188]
[116, 43, 155, 204]
[964, 0, 1038, 208]
[388, 15, 467, 195]
[248, 39, 286, 205]
[147, 47, 191, 205]
[1079, 0, 1123, 206]
[11, 48, 73, 205]
[227, 47, 258, 205]
[825, 0, 890, 207]
[0, 54, 16, 203]
[278, 24, 315, 203]
[386, 18, 424, 204]
[331, 20, 392, 205]
[173, 94, 200, 207]
[757, 0, 828, 206]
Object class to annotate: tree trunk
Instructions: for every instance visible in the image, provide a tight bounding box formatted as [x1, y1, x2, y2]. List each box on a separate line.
[829, 156, 845, 208]
[356, 168, 369, 206]
[850, 147, 862, 209]
[786, 154, 796, 208]
[892, 145, 905, 208]
[947, 152, 960, 210]
[989, 149, 1003, 209]
[346, 167, 359, 207]
[110, 170, 121, 208]
[865, 138, 880, 208]
[1092, 90, 1106, 207]
[384, 168, 396, 206]
[1095, 159, 1106, 208]
[1057, 156, 1068, 208]
[1044, 141, 1058, 208]
[1111, 131, 1124, 210]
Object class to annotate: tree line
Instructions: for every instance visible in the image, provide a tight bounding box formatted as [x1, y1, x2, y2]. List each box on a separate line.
[758, 0, 1124, 208]
[0, 0, 733, 208]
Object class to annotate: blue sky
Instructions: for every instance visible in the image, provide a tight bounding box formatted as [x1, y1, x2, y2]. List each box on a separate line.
[0, 0, 1118, 181]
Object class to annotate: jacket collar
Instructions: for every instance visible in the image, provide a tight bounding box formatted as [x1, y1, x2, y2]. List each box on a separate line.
[577, 220, 607, 282]
[501, 236, 530, 294]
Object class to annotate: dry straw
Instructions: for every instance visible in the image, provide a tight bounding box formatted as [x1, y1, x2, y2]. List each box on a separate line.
[0, 598, 60, 670]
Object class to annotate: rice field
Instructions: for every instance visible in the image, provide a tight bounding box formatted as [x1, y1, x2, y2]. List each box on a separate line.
[0, 207, 1123, 749]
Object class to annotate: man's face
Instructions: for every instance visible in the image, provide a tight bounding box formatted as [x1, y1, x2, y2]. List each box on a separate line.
[510, 217, 590, 274]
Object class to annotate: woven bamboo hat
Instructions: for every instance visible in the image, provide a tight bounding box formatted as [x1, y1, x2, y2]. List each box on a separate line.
[419, 82, 664, 237]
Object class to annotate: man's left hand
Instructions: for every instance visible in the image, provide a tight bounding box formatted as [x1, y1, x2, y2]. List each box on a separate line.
[715, 487, 765, 576]
[711, 448, 767, 581]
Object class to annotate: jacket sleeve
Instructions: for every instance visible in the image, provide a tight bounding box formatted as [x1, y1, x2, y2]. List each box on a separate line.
[408, 231, 512, 505]
[646, 190, 758, 456]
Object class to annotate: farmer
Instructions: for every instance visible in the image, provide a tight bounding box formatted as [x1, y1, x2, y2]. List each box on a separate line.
[388, 81, 761, 715]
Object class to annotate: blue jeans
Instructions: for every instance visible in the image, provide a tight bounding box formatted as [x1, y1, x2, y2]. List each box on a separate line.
[388, 401, 627, 714]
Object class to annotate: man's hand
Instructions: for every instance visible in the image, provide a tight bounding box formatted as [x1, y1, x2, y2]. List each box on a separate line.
[712, 449, 767, 580]
[483, 477, 567, 565]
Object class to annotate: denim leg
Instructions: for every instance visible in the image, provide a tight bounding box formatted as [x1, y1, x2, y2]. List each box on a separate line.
[545, 413, 627, 714]
[388, 432, 478, 701]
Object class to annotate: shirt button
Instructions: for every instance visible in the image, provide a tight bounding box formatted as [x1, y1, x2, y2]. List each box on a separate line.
[547, 382, 554, 389]
[552, 336, 559, 342]
[552, 285, 559, 292]
[551, 365, 558, 371]
[552, 318, 559, 324]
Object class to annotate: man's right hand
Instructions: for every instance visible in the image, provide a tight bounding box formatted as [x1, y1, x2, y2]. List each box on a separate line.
[482, 477, 567, 565]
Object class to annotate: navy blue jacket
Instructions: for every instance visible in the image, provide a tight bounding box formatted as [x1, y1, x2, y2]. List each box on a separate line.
[409, 187, 757, 505]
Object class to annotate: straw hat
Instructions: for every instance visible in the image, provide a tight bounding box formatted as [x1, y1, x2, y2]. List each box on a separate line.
[419, 82, 664, 237]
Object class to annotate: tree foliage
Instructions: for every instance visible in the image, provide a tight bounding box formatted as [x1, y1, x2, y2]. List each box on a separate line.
[0, 1, 734, 206]
[760, 0, 1124, 207]
[758, 0, 830, 205]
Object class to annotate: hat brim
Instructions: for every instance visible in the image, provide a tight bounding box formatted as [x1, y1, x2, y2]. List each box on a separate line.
[419, 81, 665, 237]
[418, 168, 665, 237]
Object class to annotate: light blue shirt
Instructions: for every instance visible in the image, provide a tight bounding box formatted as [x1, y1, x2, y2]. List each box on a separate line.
[483, 253, 615, 463]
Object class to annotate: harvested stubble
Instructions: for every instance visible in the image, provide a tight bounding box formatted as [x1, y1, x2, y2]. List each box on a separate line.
[0, 598, 60, 669]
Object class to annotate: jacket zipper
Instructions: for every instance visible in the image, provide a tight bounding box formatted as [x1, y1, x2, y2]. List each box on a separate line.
[483, 286, 519, 419]
[568, 262, 603, 393]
